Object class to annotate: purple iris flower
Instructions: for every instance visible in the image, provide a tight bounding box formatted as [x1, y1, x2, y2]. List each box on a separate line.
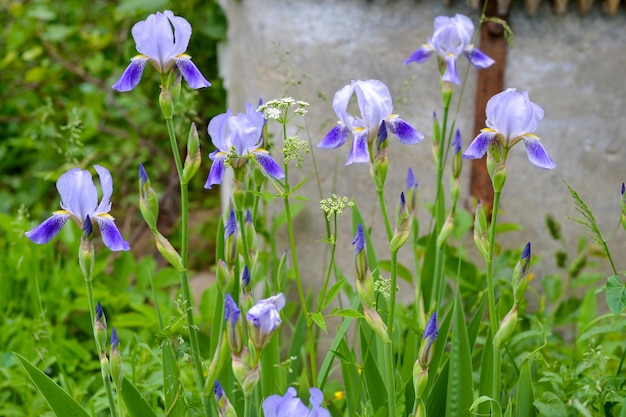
[262, 387, 330, 417]
[25, 166, 130, 251]
[224, 293, 240, 327]
[404, 14, 494, 85]
[246, 293, 285, 349]
[112, 10, 210, 92]
[205, 103, 285, 189]
[463, 88, 556, 169]
[318, 80, 423, 165]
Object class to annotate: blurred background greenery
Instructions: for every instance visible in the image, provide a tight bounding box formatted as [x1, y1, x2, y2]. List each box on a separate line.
[1, 0, 227, 413]
[1, 0, 226, 265]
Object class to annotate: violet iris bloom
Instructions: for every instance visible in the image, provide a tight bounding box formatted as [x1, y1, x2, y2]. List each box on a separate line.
[112, 10, 210, 92]
[205, 103, 285, 189]
[318, 80, 423, 165]
[463, 88, 556, 169]
[246, 293, 285, 349]
[404, 14, 494, 84]
[25, 166, 130, 251]
[262, 387, 330, 417]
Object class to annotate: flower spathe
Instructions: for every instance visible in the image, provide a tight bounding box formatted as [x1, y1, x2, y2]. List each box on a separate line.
[318, 79, 423, 165]
[112, 10, 211, 92]
[463, 88, 556, 169]
[404, 14, 494, 84]
[25, 165, 130, 251]
[262, 387, 330, 417]
[205, 102, 285, 189]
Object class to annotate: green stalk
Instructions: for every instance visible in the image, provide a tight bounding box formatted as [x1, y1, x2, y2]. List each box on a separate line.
[280, 123, 318, 387]
[316, 217, 338, 313]
[385, 249, 399, 416]
[384, 341, 397, 417]
[164, 117, 210, 415]
[376, 185, 393, 242]
[81, 257, 118, 417]
[486, 189, 502, 403]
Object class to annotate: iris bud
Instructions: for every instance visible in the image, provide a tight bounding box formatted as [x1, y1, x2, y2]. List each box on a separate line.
[182, 123, 202, 184]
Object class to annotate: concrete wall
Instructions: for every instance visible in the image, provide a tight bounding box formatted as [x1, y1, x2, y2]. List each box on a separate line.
[215, 0, 626, 296]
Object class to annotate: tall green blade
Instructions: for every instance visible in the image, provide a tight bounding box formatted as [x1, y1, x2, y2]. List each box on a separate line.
[121, 377, 157, 417]
[14, 353, 90, 417]
[445, 292, 473, 417]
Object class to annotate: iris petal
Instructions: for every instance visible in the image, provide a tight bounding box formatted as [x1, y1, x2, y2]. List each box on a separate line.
[345, 130, 370, 165]
[253, 150, 285, 180]
[112, 57, 148, 92]
[95, 215, 130, 251]
[318, 124, 350, 149]
[403, 45, 434, 65]
[523, 136, 556, 169]
[25, 212, 70, 244]
[94, 165, 113, 214]
[442, 56, 461, 84]
[463, 131, 497, 160]
[205, 153, 226, 189]
[385, 118, 424, 145]
[174, 57, 211, 89]
[465, 47, 495, 69]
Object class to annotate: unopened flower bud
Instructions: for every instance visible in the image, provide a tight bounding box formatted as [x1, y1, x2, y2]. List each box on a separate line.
[363, 306, 390, 343]
[242, 365, 260, 397]
[473, 200, 490, 260]
[94, 302, 107, 352]
[390, 193, 410, 252]
[216, 259, 232, 291]
[231, 348, 250, 387]
[206, 331, 230, 392]
[372, 135, 388, 187]
[224, 294, 244, 355]
[418, 313, 438, 368]
[182, 123, 202, 184]
[154, 231, 184, 272]
[493, 305, 518, 347]
[159, 86, 174, 119]
[109, 328, 123, 391]
[244, 211, 258, 261]
[224, 209, 238, 267]
[451, 129, 463, 179]
[406, 167, 419, 216]
[138, 164, 159, 231]
[413, 366, 429, 401]
[79, 216, 95, 280]
[491, 163, 507, 193]
[214, 380, 238, 417]
[436, 212, 454, 248]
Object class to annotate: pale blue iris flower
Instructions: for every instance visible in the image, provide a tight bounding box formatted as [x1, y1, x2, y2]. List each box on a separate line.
[112, 10, 210, 92]
[463, 88, 556, 169]
[318, 79, 423, 165]
[205, 103, 285, 189]
[262, 387, 330, 417]
[404, 14, 494, 84]
[25, 165, 130, 251]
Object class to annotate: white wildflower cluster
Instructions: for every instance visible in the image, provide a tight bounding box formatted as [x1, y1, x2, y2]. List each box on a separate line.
[319, 194, 354, 220]
[258, 97, 309, 120]
[374, 275, 391, 300]
[283, 136, 310, 168]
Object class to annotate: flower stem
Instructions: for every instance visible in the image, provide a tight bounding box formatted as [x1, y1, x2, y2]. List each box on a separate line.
[81, 256, 118, 417]
[164, 117, 210, 415]
[384, 249, 399, 416]
[281, 128, 318, 386]
[376, 185, 393, 242]
[486, 189, 502, 404]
